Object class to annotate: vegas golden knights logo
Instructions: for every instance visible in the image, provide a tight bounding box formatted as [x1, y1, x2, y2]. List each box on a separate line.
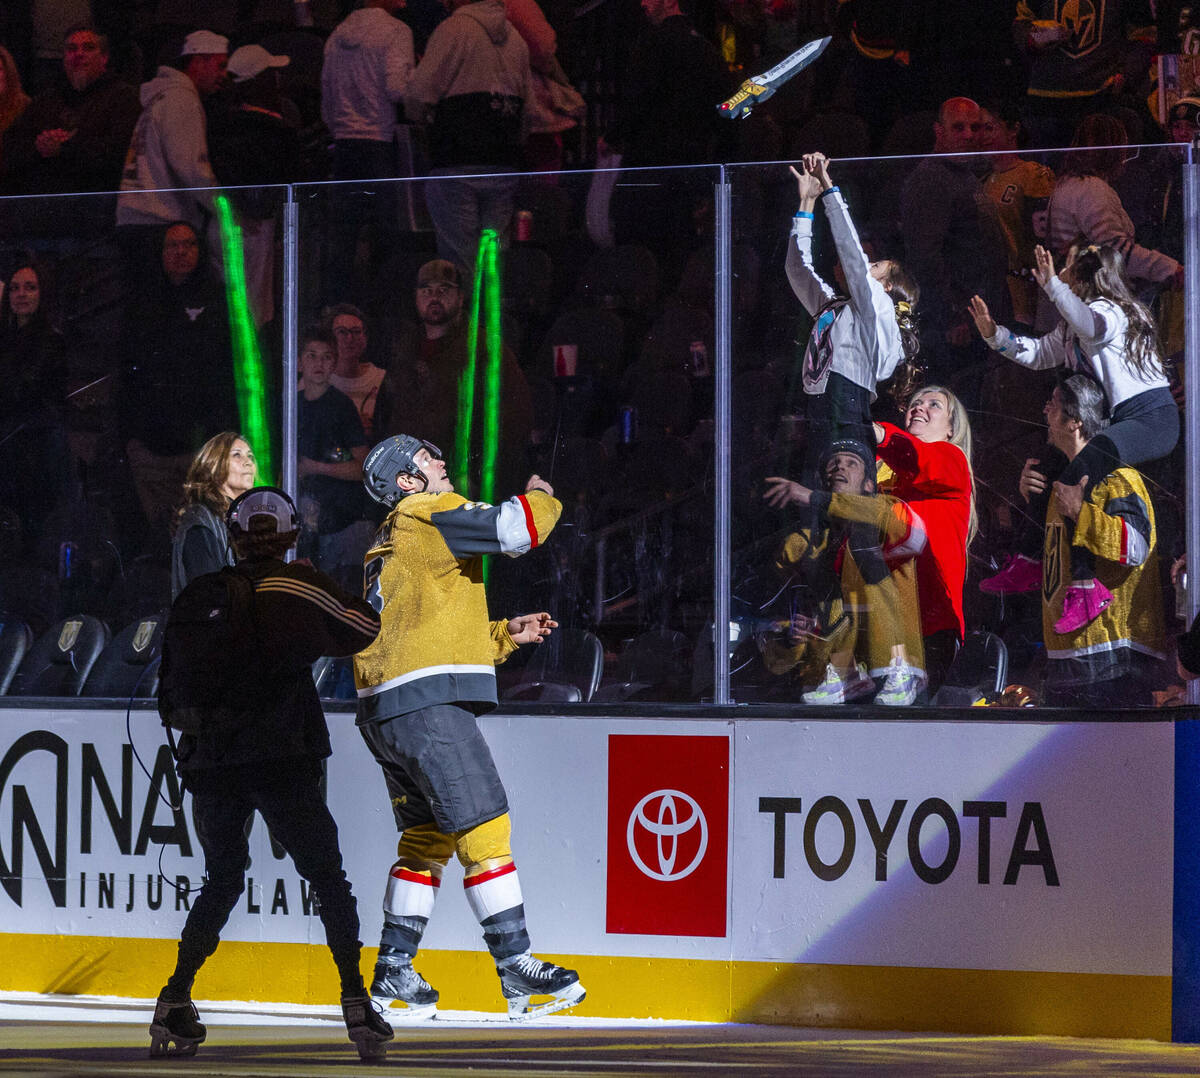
[1043, 522, 1063, 605]
[132, 620, 156, 654]
[57, 620, 81, 652]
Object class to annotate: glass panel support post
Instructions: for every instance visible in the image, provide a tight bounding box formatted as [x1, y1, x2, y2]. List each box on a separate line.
[281, 188, 299, 504]
[1186, 145, 1199, 704]
[714, 170, 733, 706]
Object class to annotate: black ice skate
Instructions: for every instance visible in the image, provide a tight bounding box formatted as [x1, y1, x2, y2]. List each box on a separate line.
[371, 953, 439, 1019]
[341, 994, 395, 1060]
[148, 997, 206, 1057]
[497, 952, 586, 1020]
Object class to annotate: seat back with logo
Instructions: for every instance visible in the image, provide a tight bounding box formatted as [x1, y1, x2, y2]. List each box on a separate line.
[9, 615, 111, 697]
[83, 614, 166, 698]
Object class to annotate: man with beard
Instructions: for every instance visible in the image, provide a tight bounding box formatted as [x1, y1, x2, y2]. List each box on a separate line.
[2, 23, 140, 199]
[375, 259, 532, 499]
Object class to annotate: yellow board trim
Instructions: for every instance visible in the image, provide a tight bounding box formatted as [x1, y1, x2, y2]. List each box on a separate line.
[0, 933, 1170, 1040]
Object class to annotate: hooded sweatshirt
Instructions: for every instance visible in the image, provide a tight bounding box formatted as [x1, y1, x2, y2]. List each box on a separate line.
[321, 7, 414, 142]
[404, 0, 530, 169]
[117, 66, 218, 229]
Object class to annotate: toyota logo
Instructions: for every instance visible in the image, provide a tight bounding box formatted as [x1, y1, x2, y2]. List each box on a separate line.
[626, 789, 708, 882]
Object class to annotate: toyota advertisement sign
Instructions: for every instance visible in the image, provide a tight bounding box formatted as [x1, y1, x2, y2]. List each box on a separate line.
[0, 708, 1177, 1032]
[606, 734, 729, 937]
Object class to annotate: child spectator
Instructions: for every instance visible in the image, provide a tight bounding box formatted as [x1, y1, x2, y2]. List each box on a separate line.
[296, 325, 373, 582]
[970, 243, 1176, 633]
[785, 151, 920, 485]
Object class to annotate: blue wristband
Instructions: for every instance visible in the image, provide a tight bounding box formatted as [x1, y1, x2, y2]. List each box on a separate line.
[794, 211, 814, 220]
[819, 185, 840, 198]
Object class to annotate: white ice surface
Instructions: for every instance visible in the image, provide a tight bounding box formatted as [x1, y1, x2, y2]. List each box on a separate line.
[0, 990, 705, 1029]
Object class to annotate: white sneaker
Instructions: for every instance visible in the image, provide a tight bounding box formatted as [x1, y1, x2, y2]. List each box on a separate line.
[802, 662, 875, 705]
[874, 656, 926, 707]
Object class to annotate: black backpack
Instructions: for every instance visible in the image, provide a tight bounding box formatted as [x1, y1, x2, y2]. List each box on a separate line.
[157, 566, 259, 734]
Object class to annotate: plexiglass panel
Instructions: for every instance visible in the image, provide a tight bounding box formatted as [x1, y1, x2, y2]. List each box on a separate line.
[294, 165, 720, 703]
[727, 141, 1188, 708]
[0, 185, 287, 681]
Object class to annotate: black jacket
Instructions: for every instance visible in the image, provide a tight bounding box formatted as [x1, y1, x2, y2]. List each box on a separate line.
[173, 557, 380, 774]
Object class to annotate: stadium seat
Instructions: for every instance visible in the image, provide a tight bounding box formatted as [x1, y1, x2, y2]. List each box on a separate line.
[502, 628, 604, 703]
[9, 615, 110, 697]
[0, 615, 33, 695]
[82, 614, 166, 699]
[933, 631, 1008, 707]
[593, 629, 690, 702]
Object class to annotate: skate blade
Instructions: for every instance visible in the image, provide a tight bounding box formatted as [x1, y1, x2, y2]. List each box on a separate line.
[507, 982, 586, 1021]
[149, 1029, 202, 1058]
[379, 999, 438, 1021]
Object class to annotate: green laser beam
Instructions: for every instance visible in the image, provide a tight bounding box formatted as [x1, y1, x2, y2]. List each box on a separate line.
[455, 231, 504, 503]
[215, 195, 275, 483]
[480, 231, 501, 506]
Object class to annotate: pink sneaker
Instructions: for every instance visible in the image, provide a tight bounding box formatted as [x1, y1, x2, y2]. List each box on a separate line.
[980, 554, 1042, 595]
[1054, 581, 1114, 635]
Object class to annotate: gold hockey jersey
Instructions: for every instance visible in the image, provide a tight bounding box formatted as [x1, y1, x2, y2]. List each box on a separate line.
[354, 488, 561, 723]
[1042, 466, 1165, 667]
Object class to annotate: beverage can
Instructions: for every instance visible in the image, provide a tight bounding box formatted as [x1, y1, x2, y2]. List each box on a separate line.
[516, 210, 533, 243]
[620, 405, 638, 444]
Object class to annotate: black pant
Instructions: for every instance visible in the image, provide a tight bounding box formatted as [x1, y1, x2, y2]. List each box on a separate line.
[168, 763, 363, 997]
[803, 373, 875, 488]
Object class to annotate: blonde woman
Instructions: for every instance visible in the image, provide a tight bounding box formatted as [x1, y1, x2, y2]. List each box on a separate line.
[873, 386, 975, 690]
[170, 433, 258, 598]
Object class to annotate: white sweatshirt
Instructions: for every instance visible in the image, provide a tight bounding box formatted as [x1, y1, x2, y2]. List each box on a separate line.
[321, 8, 414, 142]
[116, 66, 219, 228]
[985, 275, 1169, 409]
[785, 187, 903, 398]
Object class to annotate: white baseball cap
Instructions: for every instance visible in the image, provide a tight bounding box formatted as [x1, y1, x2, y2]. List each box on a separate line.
[181, 30, 229, 57]
[227, 44, 290, 83]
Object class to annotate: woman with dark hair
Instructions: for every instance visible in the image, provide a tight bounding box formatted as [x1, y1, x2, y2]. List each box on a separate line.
[0, 259, 72, 548]
[969, 241, 1176, 634]
[1047, 113, 1182, 292]
[170, 432, 258, 599]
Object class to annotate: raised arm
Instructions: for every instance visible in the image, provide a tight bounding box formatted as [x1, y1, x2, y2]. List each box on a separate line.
[784, 163, 835, 316]
[431, 483, 562, 558]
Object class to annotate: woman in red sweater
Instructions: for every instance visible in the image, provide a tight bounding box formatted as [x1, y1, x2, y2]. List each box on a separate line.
[873, 385, 976, 690]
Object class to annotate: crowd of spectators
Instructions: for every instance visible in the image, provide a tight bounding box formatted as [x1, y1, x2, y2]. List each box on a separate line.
[0, 0, 1197, 706]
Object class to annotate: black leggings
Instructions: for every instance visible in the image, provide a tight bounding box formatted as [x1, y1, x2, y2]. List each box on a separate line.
[166, 764, 363, 1000]
[803, 372, 875, 488]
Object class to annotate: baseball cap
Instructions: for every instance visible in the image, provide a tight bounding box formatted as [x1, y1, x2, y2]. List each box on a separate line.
[417, 259, 462, 290]
[226, 486, 298, 536]
[181, 30, 229, 57]
[227, 44, 289, 82]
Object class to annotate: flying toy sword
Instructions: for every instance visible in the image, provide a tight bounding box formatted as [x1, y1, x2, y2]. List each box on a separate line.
[717, 35, 832, 120]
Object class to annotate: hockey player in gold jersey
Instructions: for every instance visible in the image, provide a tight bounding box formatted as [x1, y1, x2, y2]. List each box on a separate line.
[353, 434, 585, 1021]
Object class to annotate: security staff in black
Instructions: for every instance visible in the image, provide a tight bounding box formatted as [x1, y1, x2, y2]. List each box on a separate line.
[150, 487, 393, 1061]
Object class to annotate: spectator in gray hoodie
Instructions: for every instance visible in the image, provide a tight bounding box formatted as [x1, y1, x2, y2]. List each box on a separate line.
[115, 30, 229, 274]
[320, 0, 413, 301]
[405, 0, 531, 274]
